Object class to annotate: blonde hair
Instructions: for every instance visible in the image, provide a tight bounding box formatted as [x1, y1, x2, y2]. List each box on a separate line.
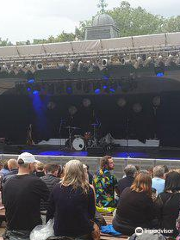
[61, 160, 89, 194]
[131, 173, 152, 197]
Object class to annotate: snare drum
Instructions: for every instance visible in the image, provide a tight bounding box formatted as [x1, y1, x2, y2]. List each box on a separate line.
[72, 137, 85, 151]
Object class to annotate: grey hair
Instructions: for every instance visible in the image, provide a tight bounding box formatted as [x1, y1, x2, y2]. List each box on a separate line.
[153, 165, 165, 178]
[124, 164, 137, 177]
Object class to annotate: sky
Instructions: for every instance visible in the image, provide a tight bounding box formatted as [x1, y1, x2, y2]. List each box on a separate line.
[1, 0, 180, 43]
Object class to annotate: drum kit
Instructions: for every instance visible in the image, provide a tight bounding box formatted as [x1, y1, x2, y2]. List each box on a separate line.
[65, 124, 99, 151]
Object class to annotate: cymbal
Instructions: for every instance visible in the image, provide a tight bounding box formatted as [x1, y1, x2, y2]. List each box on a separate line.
[65, 126, 81, 129]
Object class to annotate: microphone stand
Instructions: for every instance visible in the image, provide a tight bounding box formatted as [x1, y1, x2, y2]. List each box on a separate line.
[58, 118, 64, 150]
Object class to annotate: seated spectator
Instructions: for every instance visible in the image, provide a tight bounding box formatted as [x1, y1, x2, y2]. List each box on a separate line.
[0, 161, 10, 177]
[112, 173, 154, 235]
[162, 165, 169, 175]
[56, 165, 63, 178]
[152, 165, 165, 194]
[3, 152, 49, 240]
[35, 162, 45, 177]
[2, 159, 18, 184]
[93, 155, 117, 208]
[154, 171, 180, 238]
[40, 164, 60, 211]
[117, 165, 137, 197]
[47, 160, 96, 239]
[86, 164, 93, 184]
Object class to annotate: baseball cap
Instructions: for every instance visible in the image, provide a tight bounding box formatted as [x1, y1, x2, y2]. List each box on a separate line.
[17, 152, 38, 164]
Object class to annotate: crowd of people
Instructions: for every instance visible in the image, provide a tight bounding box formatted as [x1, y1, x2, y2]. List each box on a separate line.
[0, 153, 179, 240]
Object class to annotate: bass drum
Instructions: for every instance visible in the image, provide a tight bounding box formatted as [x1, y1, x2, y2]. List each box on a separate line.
[72, 137, 85, 151]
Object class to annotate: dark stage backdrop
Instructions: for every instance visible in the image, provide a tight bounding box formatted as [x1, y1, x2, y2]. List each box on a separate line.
[0, 92, 179, 147]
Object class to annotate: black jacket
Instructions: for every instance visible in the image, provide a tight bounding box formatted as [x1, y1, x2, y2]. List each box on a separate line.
[40, 174, 60, 210]
[113, 187, 154, 235]
[154, 192, 180, 237]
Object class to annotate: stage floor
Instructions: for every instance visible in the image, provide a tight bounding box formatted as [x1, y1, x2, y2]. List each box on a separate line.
[1, 144, 180, 160]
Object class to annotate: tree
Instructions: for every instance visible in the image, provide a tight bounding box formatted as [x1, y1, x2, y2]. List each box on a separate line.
[75, 20, 92, 40]
[0, 38, 13, 46]
[107, 1, 165, 37]
[162, 16, 180, 33]
[56, 31, 75, 42]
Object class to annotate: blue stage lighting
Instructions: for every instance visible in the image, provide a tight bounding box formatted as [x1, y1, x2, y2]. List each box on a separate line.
[28, 79, 35, 84]
[66, 87, 73, 94]
[33, 90, 39, 95]
[156, 72, 164, 77]
[27, 88, 31, 92]
[103, 85, 108, 89]
[110, 88, 115, 93]
[95, 89, 101, 94]
[103, 75, 109, 81]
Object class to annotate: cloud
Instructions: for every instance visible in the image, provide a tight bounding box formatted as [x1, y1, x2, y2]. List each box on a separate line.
[0, 0, 180, 43]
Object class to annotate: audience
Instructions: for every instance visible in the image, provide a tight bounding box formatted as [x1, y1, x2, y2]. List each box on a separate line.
[0, 162, 10, 177]
[85, 164, 93, 184]
[40, 164, 60, 211]
[3, 152, 49, 240]
[152, 165, 165, 194]
[2, 154, 180, 239]
[116, 164, 137, 197]
[93, 156, 117, 208]
[2, 159, 18, 184]
[112, 173, 154, 235]
[34, 162, 45, 177]
[154, 171, 180, 238]
[47, 160, 96, 239]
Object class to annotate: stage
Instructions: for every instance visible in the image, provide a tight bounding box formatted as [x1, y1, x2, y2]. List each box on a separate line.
[2, 142, 180, 160]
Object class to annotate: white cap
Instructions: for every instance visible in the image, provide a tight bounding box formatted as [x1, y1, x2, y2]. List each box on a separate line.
[17, 152, 38, 164]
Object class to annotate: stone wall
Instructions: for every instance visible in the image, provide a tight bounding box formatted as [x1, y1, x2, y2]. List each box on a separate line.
[1, 154, 180, 179]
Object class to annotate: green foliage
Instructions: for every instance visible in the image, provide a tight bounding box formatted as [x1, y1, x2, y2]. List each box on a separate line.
[162, 16, 180, 33]
[0, 38, 12, 46]
[32, 31, 75, 45]
[107, 1, 165, 37]
[75, 20, 92, 40]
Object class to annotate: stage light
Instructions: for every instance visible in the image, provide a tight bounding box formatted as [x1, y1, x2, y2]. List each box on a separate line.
[102, 59, 108, 67]
[82, 98, 91, 107]
[133, 103, 142, 113]
[66, 83, 73, 94]
[27, 88, 31, 92]
[93, 81, 101, 94]
[156, 72, 164, 77]
[28, 79, 35, 84]
[68, 106, 77, 115]
[47, 101, 56, 110]
[67, 61, 75, 72]
[95, 89, 101, 94]
[36, 63, 44, 70]
[109, 88, 115, 93]
[155, 62, 165, 77]
[110, 80, 118, 91]
[77, 61, 83, 72]
[33, 90, 39, 95]
[102, 68, 110, 81]
[117, 98, 126, 108]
